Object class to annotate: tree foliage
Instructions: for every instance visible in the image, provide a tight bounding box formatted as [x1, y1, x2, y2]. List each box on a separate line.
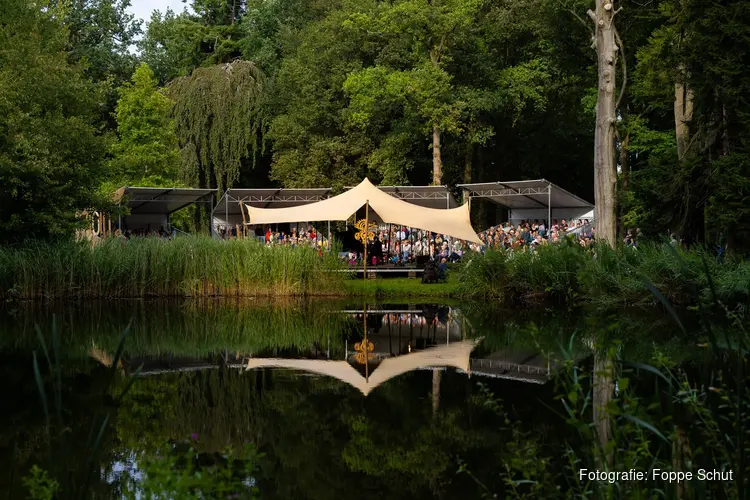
[0, 0, 109, 243]
[168, 60, 267, 191]
[109, 63, 181, 188]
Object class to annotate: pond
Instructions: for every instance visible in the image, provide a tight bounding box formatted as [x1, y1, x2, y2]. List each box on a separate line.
[0, 299, 722, 498]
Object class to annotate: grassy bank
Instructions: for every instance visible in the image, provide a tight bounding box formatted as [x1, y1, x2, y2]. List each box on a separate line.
[3, 237, 749, 307]
[0, 236, 463, 300]
[458, 240, 750, 309]
[0, 237, 343, 299]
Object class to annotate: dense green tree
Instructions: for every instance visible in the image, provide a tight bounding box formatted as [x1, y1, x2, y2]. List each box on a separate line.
[266, 3, 371, 189]
[138, 9, 197, 85]
[57, 0, 142, 83]
[109, 63, 181, 188]
[139, 0, 252, 85]
[341, 0, 485, 185]
[0, 0, 109, 243]
[622, 0, 750, 251]
[51, 0, 143, 130]
[267, 0, 595, 196]
[168, 60, 267, 193]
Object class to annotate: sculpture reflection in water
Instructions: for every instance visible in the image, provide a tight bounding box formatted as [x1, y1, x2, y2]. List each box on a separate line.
[81, 304, 555, 387]
[245, 306, 480, 396]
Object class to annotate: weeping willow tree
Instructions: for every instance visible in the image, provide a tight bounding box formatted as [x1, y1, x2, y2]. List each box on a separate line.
[168, 60, 266, 196]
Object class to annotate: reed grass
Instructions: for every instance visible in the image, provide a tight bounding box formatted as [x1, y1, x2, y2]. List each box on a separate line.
[458, 241, 750, 310]
[4, 237, 749, 308]
[0, 236, 344, 299]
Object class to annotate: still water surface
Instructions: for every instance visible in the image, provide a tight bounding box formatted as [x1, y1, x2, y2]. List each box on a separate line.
[0, 299, 697, 498]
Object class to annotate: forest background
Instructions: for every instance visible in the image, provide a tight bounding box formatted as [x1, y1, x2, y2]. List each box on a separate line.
[2, 0, 749, 251]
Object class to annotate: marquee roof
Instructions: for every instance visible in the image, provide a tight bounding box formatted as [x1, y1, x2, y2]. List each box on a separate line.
[245, 178, 481, 243]
[114, 187, 214, 214]
[457, 179, 592, 210]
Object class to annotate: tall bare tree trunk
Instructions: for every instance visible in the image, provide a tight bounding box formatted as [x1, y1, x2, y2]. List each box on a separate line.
[674, 80, 694, 161]
[429, 42, 445, 186]
[432, 125, 443, 185]
[464, 142, 473, 184]
[589, 1, 620, 247]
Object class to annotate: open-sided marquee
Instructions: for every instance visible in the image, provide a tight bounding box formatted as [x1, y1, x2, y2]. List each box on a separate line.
[457, 179, 593, 225]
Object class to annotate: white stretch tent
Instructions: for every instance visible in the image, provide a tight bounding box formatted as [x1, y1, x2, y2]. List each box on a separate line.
[458, 180, 593, 226]
[245, 340, 479, 396]
[245, 178, 482, 244]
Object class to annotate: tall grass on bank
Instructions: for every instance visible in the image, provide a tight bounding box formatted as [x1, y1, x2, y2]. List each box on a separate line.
[458, 240, 750, 309]
[0, 236, 343, 299]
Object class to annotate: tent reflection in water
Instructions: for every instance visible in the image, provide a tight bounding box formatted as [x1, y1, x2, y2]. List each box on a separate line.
[243, 178, 482, 245]
[245, 339, 480, 397]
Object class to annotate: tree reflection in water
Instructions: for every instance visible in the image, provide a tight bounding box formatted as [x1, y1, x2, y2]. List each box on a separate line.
[0, 299, 730, 498]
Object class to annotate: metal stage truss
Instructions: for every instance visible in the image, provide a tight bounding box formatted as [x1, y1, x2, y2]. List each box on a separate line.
[457, 179, 593, 227]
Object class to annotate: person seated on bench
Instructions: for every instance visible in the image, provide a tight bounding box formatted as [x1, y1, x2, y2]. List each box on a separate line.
[437, 258, 448, 282]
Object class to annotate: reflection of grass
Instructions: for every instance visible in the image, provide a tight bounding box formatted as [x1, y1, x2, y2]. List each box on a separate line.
[1, 300, 351, 359]
[343, 276, 459, 297]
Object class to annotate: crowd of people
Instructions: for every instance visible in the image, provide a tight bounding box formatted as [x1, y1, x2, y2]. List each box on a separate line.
[340, 218, 598, 266]
[111, 217, 602, 266]
[257, 226, 331, 249]
[342, 226, 465, 266]
[474, 218, 595, 252]
[214, 225, 332, 250]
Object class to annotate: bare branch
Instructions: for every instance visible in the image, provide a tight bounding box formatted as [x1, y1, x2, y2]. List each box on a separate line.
[559, 1, 593, 32]
[612, 6, 623, 18]
[587, 9, 597, 23]
[614, 26, 627, 111]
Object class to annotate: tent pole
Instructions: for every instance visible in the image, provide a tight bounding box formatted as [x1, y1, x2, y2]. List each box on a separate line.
[239, 199, 247, 238]
[210, 194, 215, 238]
[388, 223, 391, 262]
[225, 190, 229, 240]
[363, 200, 369, 280]
[547, 183, 551, 232]
[446, 192, 451, 257]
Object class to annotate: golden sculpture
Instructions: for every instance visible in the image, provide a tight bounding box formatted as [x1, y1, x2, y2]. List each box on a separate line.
[354, 338, 375, 365]
[354, 218, 377, 244]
